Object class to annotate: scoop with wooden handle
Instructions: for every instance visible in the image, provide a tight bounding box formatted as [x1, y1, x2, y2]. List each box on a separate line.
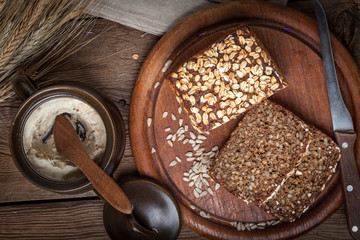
[53, 114, 132, 215]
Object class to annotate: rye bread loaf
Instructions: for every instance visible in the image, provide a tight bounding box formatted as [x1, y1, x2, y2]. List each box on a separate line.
[209, 100, 312, 203]
[209, 100, 341, 221]
[167, 25, 287, 133]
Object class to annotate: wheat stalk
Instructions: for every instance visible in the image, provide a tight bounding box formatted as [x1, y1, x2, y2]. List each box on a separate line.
[0, 0, 96, 102]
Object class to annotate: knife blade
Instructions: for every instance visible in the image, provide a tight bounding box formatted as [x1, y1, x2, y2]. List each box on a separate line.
[314, 0, 360, 239]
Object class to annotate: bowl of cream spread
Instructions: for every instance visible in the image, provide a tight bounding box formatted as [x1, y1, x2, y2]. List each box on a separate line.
[23, 97, 106, 182]
[10, 76, 126, 193]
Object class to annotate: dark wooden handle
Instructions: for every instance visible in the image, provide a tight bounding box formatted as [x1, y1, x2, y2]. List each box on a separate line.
[76, 150, 133, 215]
[335, 132, 360, 239]
[54, 115, 132, 215]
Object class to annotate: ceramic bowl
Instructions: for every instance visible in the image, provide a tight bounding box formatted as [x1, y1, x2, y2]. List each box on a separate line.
[10, 75, 126, 194]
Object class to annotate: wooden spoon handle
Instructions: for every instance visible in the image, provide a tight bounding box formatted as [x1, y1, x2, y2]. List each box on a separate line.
[77, 150, 133, 215]
[54, 115, 132, 215]
[335, 132, 360, 239]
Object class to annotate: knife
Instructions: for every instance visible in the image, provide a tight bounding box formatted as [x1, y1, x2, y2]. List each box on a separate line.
[314, 0, 360, 239]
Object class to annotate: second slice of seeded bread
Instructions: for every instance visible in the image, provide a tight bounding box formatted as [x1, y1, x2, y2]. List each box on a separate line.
[260, 126, 340, 221]
[209, 100, 312, 203]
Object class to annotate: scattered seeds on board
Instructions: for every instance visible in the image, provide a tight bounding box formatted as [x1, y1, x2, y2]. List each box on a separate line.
[185, 151, 193, 157]
[199, 211, 210, 219]
[194, 189, 200, 198]
[154, 81, 160, 89]
[162, 111, 168, 118]
[147, 118, 152, 127]
[132, 53, 139, 60]
[198, 135, 207, 140]
[161, 59, 172, 72]
[151, 148, 156, 153]
[183, 177, 189, 182]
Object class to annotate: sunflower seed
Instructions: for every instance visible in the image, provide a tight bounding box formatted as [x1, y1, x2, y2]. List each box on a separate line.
[183, 177, 189, 182]
[171, 114, 176, 121]
[178, 135, 185, 141]
[166, 134, 173, 140]
[169, 160, 177, 166]
[184, 125, 189, 131]
[257, 222, 266, 227]
[202, 178, 209, 186]
[167, 140, 173, 147]
[215, 183, 220, 190]
[196, 139, 203, 144]
[189, 139, 196, 145]
[179, 118, 183, 126]
[161, 59, 172, 72]
[175, 156, 182, 162]
[190, 204, 196, 210]
[176, 127, 184, 134]
[185, 152, 193, 157]
[194, 189, 200, 198]
[193, 144, 200, 151]
[199, 211, 209, 218]
[154, 81, 160, 89]
[151, 147, 156, 153]
[200, 191, 208, 197]
[198, 135, 207, 140]
[162, 111, 168, 118]
[178, 107, 182, 114]
[183, 138, 189, 144]
[147, 118, 152, 127]
[207, 188, 214, 195]
[187, 157, 195, 162]
[171, 134, 176, 142]
[190, 131, 196, 139]
[165, 127, 171, 132]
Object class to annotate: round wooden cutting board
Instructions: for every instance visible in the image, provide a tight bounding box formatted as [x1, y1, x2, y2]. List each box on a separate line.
[130, 2, 360, 239]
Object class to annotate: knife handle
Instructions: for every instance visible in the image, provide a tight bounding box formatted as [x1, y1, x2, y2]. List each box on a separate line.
[335, 132, 360, 240]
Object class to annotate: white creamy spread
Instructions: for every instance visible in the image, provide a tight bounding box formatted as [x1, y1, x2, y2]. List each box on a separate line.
[22, 97, 106, 181]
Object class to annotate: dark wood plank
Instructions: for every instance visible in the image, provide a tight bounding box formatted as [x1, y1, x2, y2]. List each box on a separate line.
[0, 19, 159, 203]
[0, 199, 351, 239]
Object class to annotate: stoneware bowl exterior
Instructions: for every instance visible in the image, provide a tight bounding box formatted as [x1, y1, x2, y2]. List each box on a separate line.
[10, 76, 126, 194]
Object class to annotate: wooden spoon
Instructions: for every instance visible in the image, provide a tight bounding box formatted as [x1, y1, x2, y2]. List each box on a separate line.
[53, 114, 132, 215]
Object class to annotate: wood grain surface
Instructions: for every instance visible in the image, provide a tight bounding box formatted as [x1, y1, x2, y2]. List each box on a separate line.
[0, 17, 354, 239]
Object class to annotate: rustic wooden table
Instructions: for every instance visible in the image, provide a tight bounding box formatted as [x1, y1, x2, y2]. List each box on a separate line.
[0, 19, 352, 239]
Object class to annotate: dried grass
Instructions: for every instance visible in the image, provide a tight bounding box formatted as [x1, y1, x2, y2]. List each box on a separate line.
[0, 0, 98, 102]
